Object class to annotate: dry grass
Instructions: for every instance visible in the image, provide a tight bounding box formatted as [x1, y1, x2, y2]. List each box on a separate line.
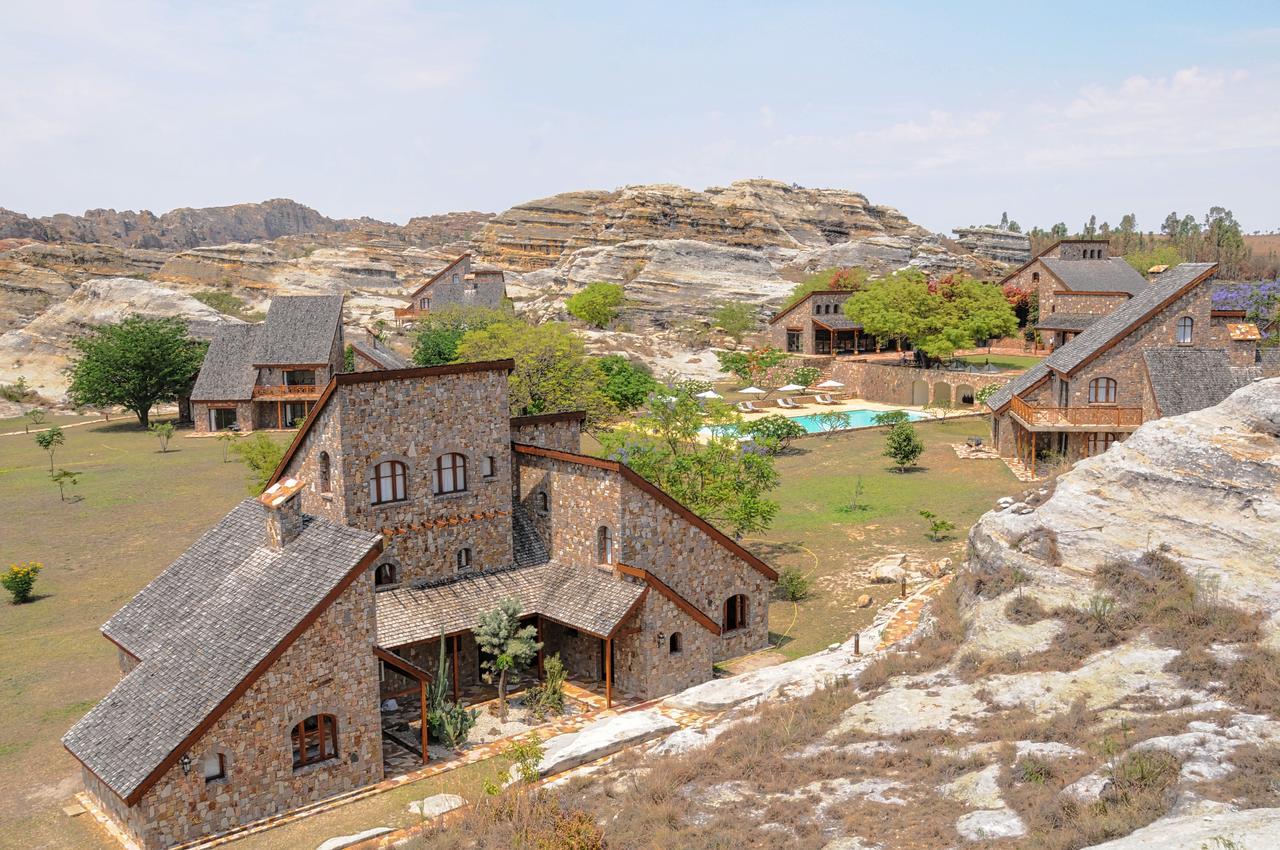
[857, 577, 965, 691]
[1200, 744, 1280, 807]
[1005, 594, 1048, 625]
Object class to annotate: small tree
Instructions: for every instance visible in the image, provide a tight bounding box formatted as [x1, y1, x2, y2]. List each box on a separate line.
[565, 282, 625, 328]
[716, 347, 787, 386]
[919, 509, 955, 541]
[744, 414, 806, 454]
[52, 469, 81, 501]
[34, 425, 65, 474]
[712, 302, 757, 342]
[25, 408, 45, 434]
[230, 432, 285, 494]
[150, 421, 176, 452]
[215, 430, 237, 462]
[776, 566, 811, 601]
[343, 344, 356, 372]
[871, 410, 910, 427]
[474, 597, 542, 722]
[789, 366, 821, 389]
[1, 562, 42, 604]
[884, 422, 924, 472]
[598, 355, 659, 411]
[975, 384, 1001, 405]
[816, 410, 851, 436]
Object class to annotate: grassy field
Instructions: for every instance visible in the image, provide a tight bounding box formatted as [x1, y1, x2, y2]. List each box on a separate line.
[0, 413, 1016, 849]
[955, 353, 1043, 370]
[0, 419, 289, 850]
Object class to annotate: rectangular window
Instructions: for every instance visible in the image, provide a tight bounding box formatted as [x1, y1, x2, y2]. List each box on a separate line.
[284, 402, 308, 427]
[202, 752, 226, 782]
[211, 407, 238, 430]
[482, 455, 496, 478]
[786, 330, 802, 353]
[283, 369, 316, 386]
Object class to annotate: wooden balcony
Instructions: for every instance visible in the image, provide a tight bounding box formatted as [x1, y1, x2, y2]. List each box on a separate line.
[1009, 395, 1143, 430]
[252, 383, 322, 401]
[394, 306, 426, 322]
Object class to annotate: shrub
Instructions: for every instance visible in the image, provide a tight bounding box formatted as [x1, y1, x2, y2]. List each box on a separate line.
[193, 290, 258, 320]
[503, 734, 546, 785]
[745, 414, 806, 454]
[526, 653, 567, 720]
[871, 409, 910, 426]
[149, 420, 176, 452]
[598, 355, 658, 410]
[919, 509, 955, 542]
[52, 469, 81, 501]
[776, 566, 811, 602]
[2, 562, 42, 604]
[565, 282, 624, 328]
[883, 422, 924, 471]
[712, 302, 757, 342]
[0, 376, 36, 403]
[975, 383, 1000, 404]
[789, 365, 821, 388]
[230, 432, 285, 494]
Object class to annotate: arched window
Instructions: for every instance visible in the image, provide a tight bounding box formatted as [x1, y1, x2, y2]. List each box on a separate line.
[1088, 377, 1117, 404]
[456, 548, 472, 572]
[374, 562, 398, 587]
[1032, 271, 1040, 283]
[669, 632, 682, 655]
[596, 526, 614, 565]
[291, 714, 338, 770]
[1176, 316, 1194, 344]
[319, 452, 331, 494]
[723, 594, 748, 632]
[435, 453, 467, 494]
[1087, 432, 1119, 456]
[369, 460, 407, 504]
[537, 491, 550, 514]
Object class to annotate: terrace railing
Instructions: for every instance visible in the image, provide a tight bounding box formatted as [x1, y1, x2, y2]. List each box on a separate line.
[1009, 395, 1143, 429]
[252, 384, 322, 400]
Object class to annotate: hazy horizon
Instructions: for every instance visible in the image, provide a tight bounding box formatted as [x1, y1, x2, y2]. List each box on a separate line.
[4, 1, 1279, 235]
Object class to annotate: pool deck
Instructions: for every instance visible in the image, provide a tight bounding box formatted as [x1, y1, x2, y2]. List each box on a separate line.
[734, 395, 939, 424]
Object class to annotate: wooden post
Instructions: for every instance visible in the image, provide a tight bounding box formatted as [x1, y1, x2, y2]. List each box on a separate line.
[854, 633, 860, 655]
[276, 400, 282, 429]
[604, 637, 613, 709]
[536, 615, 545, 680]
[451, 636, 460, 704]
[419, 677, 429, 765]
[900, 576, 907, 599]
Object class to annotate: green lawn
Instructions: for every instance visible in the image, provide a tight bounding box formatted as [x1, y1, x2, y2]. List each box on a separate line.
[749, 417, 1018, 659]
[956, 353, 1043, 370]
[0, 419, 291, 850]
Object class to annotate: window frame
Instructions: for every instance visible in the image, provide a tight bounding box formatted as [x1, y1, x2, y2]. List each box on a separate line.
[723, 594, 748, 632]
[291, 714, 338, 770]
[434, 453, 468, 495]
[482, 455, 496, 478]
[319, 451, 332, 494]
[669, 632, 682, 655]
[597, 525, 614, 565]
[1087, 377, 1117, 405]
[537, 490, 550, 514]
[1176, 316, 1194, 345]
[456, 547, 473, 572]
[201, 751, 226, 783]
[369, 459, 408, 505]
[1086, 432, 1119, 456]
[374, 562, 398, 587]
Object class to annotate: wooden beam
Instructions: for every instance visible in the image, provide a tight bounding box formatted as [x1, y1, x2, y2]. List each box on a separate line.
[419, 677, 429, 765]
[604, 637, 613, 709]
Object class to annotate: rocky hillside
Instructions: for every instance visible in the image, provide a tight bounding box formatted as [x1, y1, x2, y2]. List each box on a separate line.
[459, 380, 1280, 849]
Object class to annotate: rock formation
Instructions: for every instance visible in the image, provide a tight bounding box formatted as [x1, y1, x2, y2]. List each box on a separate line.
[951, 225, 1032, 265]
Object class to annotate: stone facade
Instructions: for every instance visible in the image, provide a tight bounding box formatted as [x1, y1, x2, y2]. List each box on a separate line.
[191, 401, 256, 435]
[825, 359, 1013, 408]
[404, 254, 504, 314]
[765, 290, 877, 356]
[83, 575, 382, 849]
[510, 412, 584, 453]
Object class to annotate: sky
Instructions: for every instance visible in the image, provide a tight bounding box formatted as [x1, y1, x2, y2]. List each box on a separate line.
[3, 1, 1279, 235]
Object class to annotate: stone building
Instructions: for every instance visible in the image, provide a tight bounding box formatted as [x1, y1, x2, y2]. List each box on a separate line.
[348, 334, 411, 372]
[190, 295, 345, 433]
[394, 253, 505, 325]
[998, 239, 1149, 350]
[764, 289, 881, 356]
[66, 361, 775, 849]
[986, 262, 1274, 474]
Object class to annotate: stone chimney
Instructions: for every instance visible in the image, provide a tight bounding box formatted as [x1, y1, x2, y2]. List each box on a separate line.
[259, 477, 306, 549]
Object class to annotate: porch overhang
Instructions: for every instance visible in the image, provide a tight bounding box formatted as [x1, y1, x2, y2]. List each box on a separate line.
[375, 561, 645, 649]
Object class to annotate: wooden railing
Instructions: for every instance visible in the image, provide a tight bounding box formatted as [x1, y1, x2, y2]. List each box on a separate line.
[394, 306, 425, 320]
[252, 384, 322, 400]
[1009, 395, 1143, 428]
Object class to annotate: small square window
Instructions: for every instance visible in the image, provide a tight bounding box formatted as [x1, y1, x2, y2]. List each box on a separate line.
[482, 455, 496, 477]
[202, 752, 226, 783]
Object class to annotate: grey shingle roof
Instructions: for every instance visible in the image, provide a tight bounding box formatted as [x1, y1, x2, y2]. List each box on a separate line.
[813, 314, 862, 330]
[1035, 313, 1100, 332]
[1143, 348, 1258, 416]
[988, 263, 1218, 411]
[1041, 257, 1149, 295]
[253, 295, 344, 366]
[375, 561, 644, 647]
[65, 500, 381, 801]
[512, 504, 550, 568]
[190, 324, 260, 401]
[349, 336, 410, 370]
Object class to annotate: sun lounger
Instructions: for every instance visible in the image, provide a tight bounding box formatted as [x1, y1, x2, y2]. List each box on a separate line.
[814, 394, 839, 405]
[777, 397, 804, 410]
[736, 401, 761, 413]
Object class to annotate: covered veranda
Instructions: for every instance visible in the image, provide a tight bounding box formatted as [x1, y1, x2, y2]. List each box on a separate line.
[372, 561, 647, 768]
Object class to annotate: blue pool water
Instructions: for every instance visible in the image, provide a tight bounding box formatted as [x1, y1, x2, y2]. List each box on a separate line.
[701, 409, 927, 438]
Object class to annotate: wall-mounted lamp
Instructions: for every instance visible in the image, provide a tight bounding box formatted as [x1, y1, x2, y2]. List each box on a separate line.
[179, 754, 191, 776]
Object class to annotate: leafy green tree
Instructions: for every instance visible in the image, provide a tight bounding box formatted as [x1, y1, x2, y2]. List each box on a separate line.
[455, 320, 616, 426]
[231, 432, 286, 494]
[1204, 206, 1248, 277]
[781, 267, 868, 309]
[789, 366, 821, 389]
[67, 316, 207, 428]
[149, 421, 176, 452]
[598, 385, 779, 536]
[565, 282, 625, 328]
[744, 414, 806, 454]
[411, 306, 509, 367]
[716, 347, 787, 386]
[52, 469, 80, 502]
[871, 410, 910, 426]
[343, 344, 356, 372]
[1123, 245, 1183, 273]
[712, 302, 758, 342]
[842, 269, 937, 351]
[34, 425, 64, 474]
[598, 355, 659, 411]
[816, 410, 852, 436]
[24, 408, 45, 434]
[884, 422, 924, 472]
[474, 597, 542, 723]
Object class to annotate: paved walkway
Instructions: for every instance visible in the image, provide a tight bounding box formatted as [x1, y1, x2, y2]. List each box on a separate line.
[876, 574, 955, 650]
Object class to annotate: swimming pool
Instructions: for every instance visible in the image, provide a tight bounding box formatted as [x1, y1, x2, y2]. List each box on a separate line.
[701, 408, 927, 438]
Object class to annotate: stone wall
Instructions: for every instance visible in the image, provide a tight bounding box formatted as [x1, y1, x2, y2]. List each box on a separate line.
[510, 414, 583, 453]
[1056, 240, 1111, 261]
[191, 401, 255, 434]
[612, 589, 715, 699]
[827, 359, 1014, 407]
[1042, 291, 1131, 318]
[84, 577, 382, 849]
[284, 368, 515, 586]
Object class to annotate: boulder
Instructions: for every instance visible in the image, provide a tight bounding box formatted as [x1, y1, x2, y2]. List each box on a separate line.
[407, 793, 466, 818]
[535, 710, 678, 777]
[955, 808, 1027, 841]
[315, 827, 394, 850]
[870, 554, 908, 583]
[1062, 772, 1112, 804]
[940, 764, 1003, 809]
[856, 593, 873, 608]
[1078, 804, 1280, 849]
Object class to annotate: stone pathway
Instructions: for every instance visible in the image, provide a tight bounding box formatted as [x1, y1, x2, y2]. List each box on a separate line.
[876, 574, 955, 650]
[1000, 455, 1041, 482]
[951, 442, 1000, 460]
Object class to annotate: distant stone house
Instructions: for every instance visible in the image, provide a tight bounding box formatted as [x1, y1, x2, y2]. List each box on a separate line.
[394, 253, 505, 325]
[764, 289, 882, 355]
[999, 239, 1150, 350]
[189, 295, 345, 433]
[347, 334, 411, 372]
[986, 262, 1274, 474]
[65, 361, 775, 849]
